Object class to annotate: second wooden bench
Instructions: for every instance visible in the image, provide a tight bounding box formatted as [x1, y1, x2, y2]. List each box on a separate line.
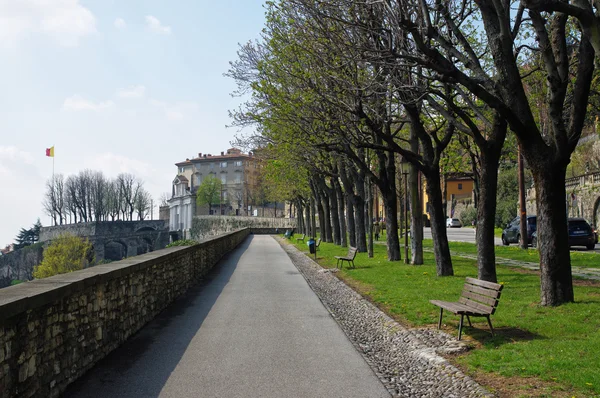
[430, 277, 503, 340]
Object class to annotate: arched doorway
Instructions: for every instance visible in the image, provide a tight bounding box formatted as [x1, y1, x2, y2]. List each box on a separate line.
[104, 241, 127, 261]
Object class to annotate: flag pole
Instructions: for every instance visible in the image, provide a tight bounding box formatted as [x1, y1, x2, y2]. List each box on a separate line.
[52, 145, 55, 226]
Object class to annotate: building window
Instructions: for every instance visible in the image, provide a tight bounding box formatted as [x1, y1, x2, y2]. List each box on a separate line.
[179, 167, 185, 173]
[210, 163, 215, 169]
[234, 160, 243, 167]
[234, 174, 242, 184]
[222, 191, 228, 200]
[458, 183, 463, 190]
[220, 161, 228, 168]
[221, 175, 227, 184]
[195, 174, 202, 186]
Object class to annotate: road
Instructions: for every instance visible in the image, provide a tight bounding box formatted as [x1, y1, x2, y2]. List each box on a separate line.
[424, 227, 600, 251]
[64, 235, 390, 398]
[422, 227, 504, 246]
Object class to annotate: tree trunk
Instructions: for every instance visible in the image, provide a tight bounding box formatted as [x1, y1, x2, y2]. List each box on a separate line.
[354, 170, 368, 252]
[367, 177, 374, 257]
[311, 181, 326, 240]
[335, 179, 347, 247]
[321, 184, 333, 242]
[476, 151, 500, 282]
[535, 164, 574, 305]
[410, 141, 423, 265]
[304, 202, 311, 236]
[379, 150, 401, 261]
[425, 168, 453, 276]
[346, 195, 356, 248]
[329, 177, 341, 245]
[311, 197, 317, 239]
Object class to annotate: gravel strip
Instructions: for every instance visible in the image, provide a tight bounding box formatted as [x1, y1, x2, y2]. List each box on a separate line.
[276, 237, 494, 398]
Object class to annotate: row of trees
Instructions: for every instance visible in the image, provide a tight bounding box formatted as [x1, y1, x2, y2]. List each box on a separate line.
[43, 171, 153, 225]
[228, 0, 600, 306]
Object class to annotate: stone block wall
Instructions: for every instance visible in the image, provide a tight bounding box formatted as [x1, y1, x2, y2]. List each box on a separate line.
[191, 215, 296, 241]
[0, 229, 249, 398]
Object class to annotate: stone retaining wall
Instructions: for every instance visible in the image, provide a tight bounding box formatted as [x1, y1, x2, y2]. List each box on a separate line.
[0, 229, 249, 398]
[0, 244, 44, 288]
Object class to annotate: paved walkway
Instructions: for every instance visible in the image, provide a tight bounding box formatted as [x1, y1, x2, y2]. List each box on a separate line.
[64, 235, 390, 398]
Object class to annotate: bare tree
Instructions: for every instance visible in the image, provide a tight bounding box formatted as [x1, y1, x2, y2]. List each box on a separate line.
[134, 188, 152, 220]
[43, 174, 65, 225]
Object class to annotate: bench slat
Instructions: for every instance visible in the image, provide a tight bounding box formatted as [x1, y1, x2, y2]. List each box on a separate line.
[458, 297, 494, 314]
[464, 284, 502, 299]
[466, 277, 503, 291]
[460, 289, 498, 307]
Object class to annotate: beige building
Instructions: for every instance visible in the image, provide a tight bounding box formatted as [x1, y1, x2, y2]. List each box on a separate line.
[168, 148, 262, 233]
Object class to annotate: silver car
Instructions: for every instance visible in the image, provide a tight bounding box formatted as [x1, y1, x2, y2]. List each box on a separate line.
[446, 218, 462, 228]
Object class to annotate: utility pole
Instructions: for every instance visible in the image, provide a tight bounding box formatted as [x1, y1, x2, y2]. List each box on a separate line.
[518, 144, 528, 249]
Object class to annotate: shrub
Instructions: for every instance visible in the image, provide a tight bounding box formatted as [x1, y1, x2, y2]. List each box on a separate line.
[459, 207, 477, 226]
[495, 200, 517, 228]
[166, 239, 199, 248]
[33, 234, 93, 279]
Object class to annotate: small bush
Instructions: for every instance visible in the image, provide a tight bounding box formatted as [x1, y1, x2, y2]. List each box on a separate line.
[33, 234, 93, 279]
[166, 239, 199, 248]
[459, 207, 477, 226]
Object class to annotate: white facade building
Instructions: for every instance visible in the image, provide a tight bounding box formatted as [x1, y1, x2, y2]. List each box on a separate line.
[168, 175, 195, 238]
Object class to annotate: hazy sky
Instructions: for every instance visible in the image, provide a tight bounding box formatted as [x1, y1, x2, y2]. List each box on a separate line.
[0, 0, 266, 246]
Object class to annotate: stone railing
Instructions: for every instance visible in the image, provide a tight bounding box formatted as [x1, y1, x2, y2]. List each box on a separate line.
[565, 171, 600, 189]
[0, 229, 249, 398]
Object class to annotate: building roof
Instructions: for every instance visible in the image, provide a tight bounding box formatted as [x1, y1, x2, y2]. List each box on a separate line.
[446, 172, 474, 181]
[175, 148, 255, 167]
[173, 175, 189, 183]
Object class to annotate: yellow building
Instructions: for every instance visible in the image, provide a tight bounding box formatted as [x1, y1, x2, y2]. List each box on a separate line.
[422, 173, 475, 219]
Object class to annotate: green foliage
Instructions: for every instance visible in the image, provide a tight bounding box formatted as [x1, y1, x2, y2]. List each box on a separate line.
[14, 219, 42, 249]
[33, 234, 93, 279]
[495, 168, 519, 228]
[10, 280, 23, 286]
[196, 175, 222, 213]
[290, 239, 600, 396]
[459, 207, 477, 227]
[166, 239, 199, 247]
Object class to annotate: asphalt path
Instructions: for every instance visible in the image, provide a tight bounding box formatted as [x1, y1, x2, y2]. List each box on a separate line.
[423, 227, 504, 246]
[424, 227, 600, 252]
[64, 235, 390, 398]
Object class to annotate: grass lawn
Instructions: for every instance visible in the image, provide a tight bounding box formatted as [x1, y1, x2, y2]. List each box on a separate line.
[289, 237, 600, 397]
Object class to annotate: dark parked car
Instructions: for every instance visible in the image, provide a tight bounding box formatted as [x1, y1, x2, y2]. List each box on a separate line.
[531, 218, 596, 250]
[502, 216, 537, 246]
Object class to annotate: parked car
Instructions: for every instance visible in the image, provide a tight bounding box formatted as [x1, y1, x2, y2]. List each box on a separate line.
[446, 218, 462, 228]
[501, 215, 537, 246]
[531, 218, 596, 250]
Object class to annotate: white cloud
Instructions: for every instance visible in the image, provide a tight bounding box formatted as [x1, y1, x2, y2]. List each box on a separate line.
[117, 85, 146, 99]
[0, 145, 34, 165]
[0, 0, 96, 47]
[149, 99, 198, 121]
[114, 18, 126, 30]
[62, 95, 114, 111]
[145, 15, 171, 35]
[84, 153, 154, 178]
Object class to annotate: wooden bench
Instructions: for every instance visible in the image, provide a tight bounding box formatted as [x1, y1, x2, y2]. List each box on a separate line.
[430, 277, 503, 340]
[296, 234, 306, 242]
[335, 247, 358, 269]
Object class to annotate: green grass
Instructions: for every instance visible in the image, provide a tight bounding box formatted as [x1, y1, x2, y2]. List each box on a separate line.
[287, 236, 600, 397]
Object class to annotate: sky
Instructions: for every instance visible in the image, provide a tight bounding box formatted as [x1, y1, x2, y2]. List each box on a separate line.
[0, 0, 267, 247]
